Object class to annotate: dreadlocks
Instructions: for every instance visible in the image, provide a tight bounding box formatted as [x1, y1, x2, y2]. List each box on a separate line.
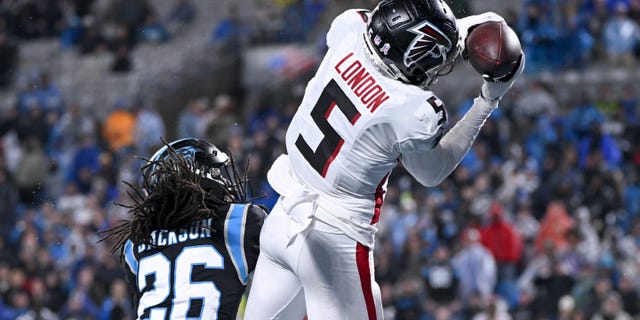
[101, 144, 245, 255]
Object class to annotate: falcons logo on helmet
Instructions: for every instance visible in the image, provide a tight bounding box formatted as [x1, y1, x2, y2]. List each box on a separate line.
[403, 21, 453, 68]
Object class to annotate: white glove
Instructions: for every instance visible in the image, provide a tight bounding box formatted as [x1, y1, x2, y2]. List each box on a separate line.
[457, 12, 505, 54]
[481, 52, 526, 104]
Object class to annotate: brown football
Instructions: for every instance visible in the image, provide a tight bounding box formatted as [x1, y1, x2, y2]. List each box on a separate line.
[465, 21, 522, 80]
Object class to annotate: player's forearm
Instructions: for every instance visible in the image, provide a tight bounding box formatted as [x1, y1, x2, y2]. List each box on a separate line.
[403, 96, 496, 187]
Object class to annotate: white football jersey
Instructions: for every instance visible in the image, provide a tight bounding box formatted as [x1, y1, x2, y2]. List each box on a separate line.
[284, 9, 447, 200]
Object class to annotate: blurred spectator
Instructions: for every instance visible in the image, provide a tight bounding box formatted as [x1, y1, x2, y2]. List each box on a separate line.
[535, 202, 575, 252]
[101, 100, 136, 156]
[479, 202, 523, 283]
[591, 292, 633, 320]
[166, 0, 197, 31]
[137, 12, 169, 43]
[98, 279, 132, 320]
[0, 289, 30, 320]
[60, 15, 84, 49]
[16, 102, 50, 148]
[111, 46, 133, 73]
[0, 166, 19, 236]
[11, 1, 64, 40]
[107, 24, 134, 72]
[568, 93, 607, 137]
[390, 194, 420, 255]
[73, 266, 104, 312]
[471, 296, 512, 320]
[574, 207, 601, 263]
[392, 277, 422, 320]
[574, 276, 614, 318]
[59, 289, 98, 320]
[25, 276, 59, 320]
[17, 71, 64, 119]
[513, 205, 540, 242]
[0, 22, 18, 89]
[602, 3, 640, 66]
[177, 97, 209, 138]
[380, 282, 397, 320]
[13, 138, 49, 206]
[452, 228, 497, 308]
[519, 2, 560, 73]
[513, 80, 558, 120]
[67, 135, 102, 194]
[42, 272, 68, 313]
[557, 295, 577, 320]
[617, 275, 640, 315]
[203, 94, 240, 151]
[106, 24, 133, 52]
[211, 4, 251, 53]
[622, 169, 640, 228]
[578, 122, 623, 170]
[108, 0, 151, 45]
[132, 99, 165, 156]
[531, 258, 576, 319]
[560, 2, 596, 69]
[79, 20, 108, 55]
[422, 245, 461, 319]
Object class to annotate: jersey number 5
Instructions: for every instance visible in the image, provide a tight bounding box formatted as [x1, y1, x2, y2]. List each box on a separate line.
[295, 79, 361, 177]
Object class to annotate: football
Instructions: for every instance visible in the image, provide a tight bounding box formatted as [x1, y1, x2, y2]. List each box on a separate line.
[465, 21, 522, 80]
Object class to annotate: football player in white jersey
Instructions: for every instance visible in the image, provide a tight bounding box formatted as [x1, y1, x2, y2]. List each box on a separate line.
[245, 0, 524, 319]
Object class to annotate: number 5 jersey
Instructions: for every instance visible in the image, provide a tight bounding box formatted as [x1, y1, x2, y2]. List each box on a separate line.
[121, 203, 267, 320]
[269, 9, 451, 248]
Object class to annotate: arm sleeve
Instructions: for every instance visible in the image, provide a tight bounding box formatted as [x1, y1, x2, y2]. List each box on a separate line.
[121, 257, 140, 311]
[400, 96, 496, 187]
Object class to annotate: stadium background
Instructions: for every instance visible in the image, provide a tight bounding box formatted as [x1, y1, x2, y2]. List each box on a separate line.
[0, 0, 638, 319]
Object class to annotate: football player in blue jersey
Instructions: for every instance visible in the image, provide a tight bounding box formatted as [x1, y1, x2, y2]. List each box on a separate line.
[101, 137, 267, 320]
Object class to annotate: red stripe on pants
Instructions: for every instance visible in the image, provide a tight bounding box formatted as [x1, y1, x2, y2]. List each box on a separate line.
[356, 243, 376, 319]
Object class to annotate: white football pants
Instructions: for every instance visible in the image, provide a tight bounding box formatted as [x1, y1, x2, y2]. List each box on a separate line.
[244, 200, 383, 320]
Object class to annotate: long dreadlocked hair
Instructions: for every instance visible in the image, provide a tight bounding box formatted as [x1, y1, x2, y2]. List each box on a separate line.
[100, 142, 249, 255]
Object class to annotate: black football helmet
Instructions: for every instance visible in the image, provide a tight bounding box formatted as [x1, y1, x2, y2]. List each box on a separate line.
[364, 0, 460, 86]
[146, 137, 245, 202]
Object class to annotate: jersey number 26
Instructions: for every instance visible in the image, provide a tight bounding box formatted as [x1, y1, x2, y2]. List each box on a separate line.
[137, 245, 223, 319]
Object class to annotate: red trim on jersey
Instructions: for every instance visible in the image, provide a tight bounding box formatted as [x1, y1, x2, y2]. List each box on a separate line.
[356, 10, 369, 23]
[370, 173, 389, 224]
[350, 112, 361, 125]
[356, 243, 376, 320]
[321, 139, 344, 177]
[325, 101, 337, 119]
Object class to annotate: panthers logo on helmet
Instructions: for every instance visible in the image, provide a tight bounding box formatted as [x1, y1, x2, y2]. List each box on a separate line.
[176, 146, 197, 161]
[403, 20, 453, 68]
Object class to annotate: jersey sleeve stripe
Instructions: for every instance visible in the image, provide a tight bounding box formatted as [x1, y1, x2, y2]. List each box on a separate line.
[124, 239, 138, 275]
[224, 204, 249, 284]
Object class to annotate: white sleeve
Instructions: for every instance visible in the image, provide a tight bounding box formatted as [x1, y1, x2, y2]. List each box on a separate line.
[400, 96, 496, 187]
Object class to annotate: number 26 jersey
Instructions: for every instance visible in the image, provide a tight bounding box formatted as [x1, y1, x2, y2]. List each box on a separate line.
[122, 203, 266, 320]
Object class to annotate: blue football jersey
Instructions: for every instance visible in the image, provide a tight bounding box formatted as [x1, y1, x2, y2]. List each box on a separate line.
[122, 203, 266, 320]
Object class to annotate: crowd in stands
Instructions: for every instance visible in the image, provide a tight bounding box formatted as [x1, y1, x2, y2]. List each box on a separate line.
[0, 0, 638, 319]
[516, 0, 640, 73]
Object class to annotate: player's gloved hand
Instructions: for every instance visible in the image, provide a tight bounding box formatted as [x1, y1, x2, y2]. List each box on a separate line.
[480, 52, 526, 104]
[457, 12, 505, 55]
